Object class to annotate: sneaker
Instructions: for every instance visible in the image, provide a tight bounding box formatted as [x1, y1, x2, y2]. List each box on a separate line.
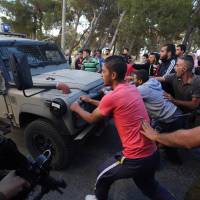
[85, 195, 97, 200]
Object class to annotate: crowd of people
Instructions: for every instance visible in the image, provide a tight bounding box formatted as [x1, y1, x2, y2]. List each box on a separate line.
[69, 43, 200, 200]
[73, 48, 109, 72]
[1, 43, 200, 200]
[70, 44, 200, 76]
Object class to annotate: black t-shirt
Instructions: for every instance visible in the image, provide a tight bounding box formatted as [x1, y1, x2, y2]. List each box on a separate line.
[75, 58, 83, 70]
[164, 73, 200, 112]
[133, 62, 150, 72]
[121, 54, 131, 63]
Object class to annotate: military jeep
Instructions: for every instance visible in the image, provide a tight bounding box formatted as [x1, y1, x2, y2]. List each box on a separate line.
[0, 32, 105, 169]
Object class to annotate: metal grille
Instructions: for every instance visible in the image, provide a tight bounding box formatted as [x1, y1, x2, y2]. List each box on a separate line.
[7, 46, 44, 66]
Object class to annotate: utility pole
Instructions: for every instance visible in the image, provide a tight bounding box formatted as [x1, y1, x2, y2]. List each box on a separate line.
[61, 0, 66, 50]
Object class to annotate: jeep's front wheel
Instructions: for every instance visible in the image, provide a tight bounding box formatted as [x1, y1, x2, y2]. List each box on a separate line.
[24, 119, 71, 170]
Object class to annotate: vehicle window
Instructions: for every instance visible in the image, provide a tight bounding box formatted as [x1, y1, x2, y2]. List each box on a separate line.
[0, 48, 13, 82]
[0, 44, 66, 68]
[7, 46, 43, 66]
[39, 45, 64, 62]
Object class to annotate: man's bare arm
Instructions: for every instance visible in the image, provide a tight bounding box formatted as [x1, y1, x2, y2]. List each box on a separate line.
[88, 99, 100, 107]
[156, 76, 166, 82]
[70, 102, 103, 123]
[80, 96, 100, 107]
[174, 97, 200, 110]
[164, 93, 200, 110]
[141, 121, 200, 149]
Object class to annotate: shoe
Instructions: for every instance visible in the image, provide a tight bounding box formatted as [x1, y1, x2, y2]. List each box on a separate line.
[85, 195, 97, 200]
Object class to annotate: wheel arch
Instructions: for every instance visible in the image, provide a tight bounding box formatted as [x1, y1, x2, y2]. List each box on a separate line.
[19, 112, 70, 135]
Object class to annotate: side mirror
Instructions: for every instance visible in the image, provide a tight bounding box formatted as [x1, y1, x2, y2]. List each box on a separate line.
[9, 54, 33, 90]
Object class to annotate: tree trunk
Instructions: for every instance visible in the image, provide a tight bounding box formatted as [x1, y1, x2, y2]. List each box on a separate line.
[100, 36, 108, 49]
[83, 8, 104, 48]
[128, 40, 135, 55]
[69, 13, 81, 54]
[187, 27, 197, 52]
[183, 0, 200, 50]
[112, 35, 118, 55]
[108, 10, 126, 49]
[32, 14, 37, 40]
[182, 25, 195, 46]
[71, 27, 90, 50]
[99, 23, 113, 49]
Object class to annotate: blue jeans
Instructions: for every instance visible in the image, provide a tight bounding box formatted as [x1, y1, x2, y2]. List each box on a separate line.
[95, 151, 176, 200]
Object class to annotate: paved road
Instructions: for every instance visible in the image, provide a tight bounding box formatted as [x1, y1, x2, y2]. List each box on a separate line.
[8, 122, 200, 200]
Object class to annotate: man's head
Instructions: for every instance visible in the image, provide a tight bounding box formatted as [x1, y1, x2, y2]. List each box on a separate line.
[176, 44, 186, 57]
[142, 54, 149, 63]
[96, 49, 102, 57]
[65, 49, 70, 56]
[83, 48, 91, 58]
[105, 48, 111, 56]
[133, 70, 149, 87]
[123, 48, 129, 55]
[175, 55, 194, 77]
[102, 56, 127, 86]
[78, 49, 83, 58]
[149, 53, 160, 64]
[90, 50, 96, 57]
[160, 44, 176, 60]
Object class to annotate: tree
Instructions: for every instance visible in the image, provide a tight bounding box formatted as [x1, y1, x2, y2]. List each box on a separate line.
[0, 0, 62, 39]
[183, 0, 200, 52]
[1, 0, 199, 54]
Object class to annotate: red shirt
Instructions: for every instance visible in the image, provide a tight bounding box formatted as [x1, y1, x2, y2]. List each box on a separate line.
[126, 64, 135, 76]
[99, 83, 157, 159]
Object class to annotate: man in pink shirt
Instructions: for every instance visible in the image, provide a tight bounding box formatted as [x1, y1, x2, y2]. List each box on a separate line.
[71, 56, 176, 200]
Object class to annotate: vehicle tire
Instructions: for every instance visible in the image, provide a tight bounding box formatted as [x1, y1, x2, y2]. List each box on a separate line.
[24, 119, 71, 170]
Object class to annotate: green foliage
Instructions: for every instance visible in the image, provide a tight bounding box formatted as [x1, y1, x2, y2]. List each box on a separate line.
[0, 0, 199, 53]
[0, 0, 62, 39]
[116, 0, 195, 53]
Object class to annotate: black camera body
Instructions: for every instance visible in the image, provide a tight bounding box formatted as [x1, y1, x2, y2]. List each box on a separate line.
[0, 135, 66, 200]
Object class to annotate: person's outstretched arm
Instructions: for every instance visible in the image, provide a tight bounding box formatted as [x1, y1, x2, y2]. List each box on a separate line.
[80, 96, 100, 107]
[141, 121, 200, 149]
[70, 102, 103, 123]
[0, 171, 30, 200]
[156, 76, 166, 82]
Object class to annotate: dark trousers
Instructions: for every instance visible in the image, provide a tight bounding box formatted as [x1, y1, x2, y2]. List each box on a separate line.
[95, 151, 176, 200]
[153, 117, 184, 163]
[185, 176, 200, 200]
[152, 116, 184, 133]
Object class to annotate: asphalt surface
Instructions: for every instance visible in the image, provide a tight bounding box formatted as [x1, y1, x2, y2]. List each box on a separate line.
[8, 122, 200, 200]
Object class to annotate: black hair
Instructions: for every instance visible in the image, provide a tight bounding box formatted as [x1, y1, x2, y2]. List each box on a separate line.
[143, 54, 149, 59]
[150, 52, 160, 64]
[177, 44, 186, 53]
[104, 55, 127, 81]
[134, 70, 149, 83]
[96, 49, 102, 54]
[163, 44, 176, 58]
[83, 48, 91, 54]
[124, 48, 129, 51]
[179, 55, 194, 72]
[78, 48, 83, 53]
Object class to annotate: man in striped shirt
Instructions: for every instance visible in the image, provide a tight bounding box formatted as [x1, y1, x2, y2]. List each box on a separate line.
[158, 44, 177, 77]
[158, 44, 177, 94]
